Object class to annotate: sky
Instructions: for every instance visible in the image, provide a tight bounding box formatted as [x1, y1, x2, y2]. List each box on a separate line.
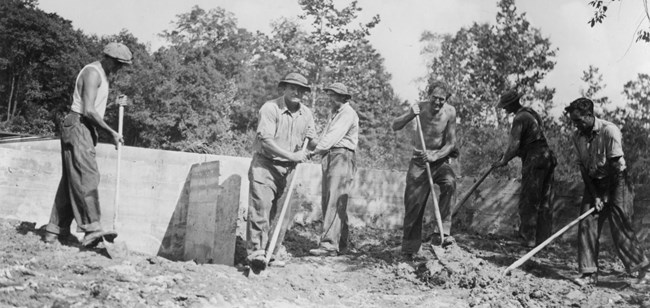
[38, 0, 650, 112]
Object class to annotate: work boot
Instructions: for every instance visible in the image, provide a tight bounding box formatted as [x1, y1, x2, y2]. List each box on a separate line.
[42, 231, 58, 244]
[309, 247, 338, 257]
[632, 265, 650, 288]
[246, 250, 267, 270]
[82, 230, 117, 248]
[572, 273, 598, 287]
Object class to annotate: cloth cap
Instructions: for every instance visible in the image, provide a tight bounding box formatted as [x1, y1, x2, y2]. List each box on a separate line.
[324, 83, 351, 98]
[497, 90, 523, 108]
[103, 42, 133, 64]
[278, 73, 311, 92]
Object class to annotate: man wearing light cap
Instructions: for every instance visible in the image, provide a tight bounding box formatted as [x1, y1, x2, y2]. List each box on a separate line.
[392, 80, 458, 259]
[43, 42, 132, 247]
[246, 72, 317, 269]
[307, 83, 359, 257]
[492, 90, 556, 248]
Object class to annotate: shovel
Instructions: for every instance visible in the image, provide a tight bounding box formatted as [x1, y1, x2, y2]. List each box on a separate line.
[261, 140, 310, 270]
[415, 115, 445, 246]
[103, 95, 129, 259]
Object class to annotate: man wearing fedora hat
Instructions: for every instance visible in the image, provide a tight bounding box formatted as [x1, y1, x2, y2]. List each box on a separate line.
[246, 72, 317, 268]
[306, 83, 359, 257]
[493, 90, 557, 248]
[392, 80, 458, 258]
[43, 42, 132, 247]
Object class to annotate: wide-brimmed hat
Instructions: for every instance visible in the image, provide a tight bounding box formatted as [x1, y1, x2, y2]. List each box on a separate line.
[324, 82, 351, 99]
[278, 72, 311, 92]
[497, 90, 523, 108]
[103, 42, 133, 64]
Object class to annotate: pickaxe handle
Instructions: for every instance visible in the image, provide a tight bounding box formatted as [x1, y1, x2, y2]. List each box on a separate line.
[453, 165, 495, 217]
[265, 139, 309, 264]
[415, 115, 445, 245]
[502, 207, 596, 275]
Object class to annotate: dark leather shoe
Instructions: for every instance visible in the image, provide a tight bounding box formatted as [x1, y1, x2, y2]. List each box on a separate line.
[82, 230, 117, 248]
[42, 232, 58, 244]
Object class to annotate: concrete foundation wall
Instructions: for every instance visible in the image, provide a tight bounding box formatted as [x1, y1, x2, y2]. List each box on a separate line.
[1, 141, 649, 264]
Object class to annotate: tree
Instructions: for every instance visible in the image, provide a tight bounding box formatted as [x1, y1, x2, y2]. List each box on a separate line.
[0, 0, 98, 135]
[421, 0, 557, 130]
[420, 0, 558, 177]
[588, 0, 650, 42]
[579, 65, 611, 115]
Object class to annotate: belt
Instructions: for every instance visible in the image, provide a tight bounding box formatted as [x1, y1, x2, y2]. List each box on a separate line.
[330, 147, 354, 152]
[257, 154, 297, 167]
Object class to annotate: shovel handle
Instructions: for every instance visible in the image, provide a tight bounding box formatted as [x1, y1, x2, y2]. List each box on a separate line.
[415, 115, 445, 245]
[265, 139, 309, 264]
[113, 101, 125, 230]
[502, 207, 596, 275]
[454, 165, 495, 214]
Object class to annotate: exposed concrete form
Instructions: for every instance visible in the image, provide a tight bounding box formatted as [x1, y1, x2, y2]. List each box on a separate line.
[1, 141, 648, 264]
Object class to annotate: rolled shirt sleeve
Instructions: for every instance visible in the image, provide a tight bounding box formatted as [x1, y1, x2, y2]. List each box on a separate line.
[316, 111, 355, 151]
[256, 103, 277, 143]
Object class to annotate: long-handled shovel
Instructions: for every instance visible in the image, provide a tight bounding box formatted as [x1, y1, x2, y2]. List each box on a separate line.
[502, 207, 595, 275]
[104, 95, 129, 259]
[452, 165, 495, 218]
[415, 115, 445, 246]
[263, 140, 310, 268]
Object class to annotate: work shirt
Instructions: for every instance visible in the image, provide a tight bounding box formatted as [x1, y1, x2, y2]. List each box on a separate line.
[71, 62, 109, 119]
[573, 117, 626, 179]
[315, 102, 359, 151]
[254, 96, 316, 162]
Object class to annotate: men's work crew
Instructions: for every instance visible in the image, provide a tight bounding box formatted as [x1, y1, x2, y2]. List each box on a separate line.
[392, 80, 458, 258]
[493, 90, 557, 248]
[43, 42, 132, 247]
[307, 83, 359, 257]
[246, 72, 317, 269]
[566, 97, 649, 287]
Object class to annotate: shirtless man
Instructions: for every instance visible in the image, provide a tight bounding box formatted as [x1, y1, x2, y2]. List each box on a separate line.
[392, 80, 458, 258]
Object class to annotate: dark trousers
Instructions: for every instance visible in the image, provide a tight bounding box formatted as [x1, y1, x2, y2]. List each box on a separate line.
[579, 171, 649, 274]
[519, 146, 556, 245]
[46, 113, 102, 235]
[402, 158, 456, 254]
[246, 154, 297, 255]
[318, 148, 356, 251]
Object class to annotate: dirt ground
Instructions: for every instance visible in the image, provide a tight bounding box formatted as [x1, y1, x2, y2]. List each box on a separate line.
[1, 218, 649, 308]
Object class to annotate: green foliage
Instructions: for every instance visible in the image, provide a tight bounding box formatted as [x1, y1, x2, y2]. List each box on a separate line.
[588, 0, 650, 43]
[420, 0, 557, 131]
[0, 0, 98, 134]
[420, 0, 557, 177]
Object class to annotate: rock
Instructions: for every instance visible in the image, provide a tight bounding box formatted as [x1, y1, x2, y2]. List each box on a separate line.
[530, 289, 544, 299]
[565, 289, 584, 301]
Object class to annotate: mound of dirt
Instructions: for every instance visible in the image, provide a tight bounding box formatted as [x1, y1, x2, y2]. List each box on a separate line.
[1, 217, 648, 308]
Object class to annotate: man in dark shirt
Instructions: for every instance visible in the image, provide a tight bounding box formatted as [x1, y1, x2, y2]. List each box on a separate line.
[493, 90, 557, 248]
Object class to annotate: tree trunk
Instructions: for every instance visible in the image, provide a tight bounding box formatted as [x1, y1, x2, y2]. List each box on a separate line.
[6, 75, 16, 122]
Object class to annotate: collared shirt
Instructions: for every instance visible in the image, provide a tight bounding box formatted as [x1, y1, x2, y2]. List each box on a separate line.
[254, 96, 316, 161]
[573, 117, 626, 179]
[315, 102, 359, 151]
